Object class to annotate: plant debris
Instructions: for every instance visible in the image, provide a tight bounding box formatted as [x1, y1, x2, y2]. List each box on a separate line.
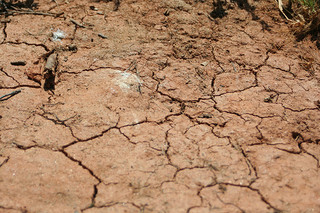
[279, 0, 320, 45]
[10, 61, 26, 66]
[0, 0, 37, 11]
[0, 89, 22, 101]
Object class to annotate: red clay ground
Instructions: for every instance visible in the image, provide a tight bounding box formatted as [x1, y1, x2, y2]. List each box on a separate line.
[0, 0, 320, 212]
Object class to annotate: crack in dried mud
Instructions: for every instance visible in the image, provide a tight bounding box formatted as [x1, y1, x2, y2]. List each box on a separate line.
[1, 22, 7, 43]
[3, 41, 49, 51]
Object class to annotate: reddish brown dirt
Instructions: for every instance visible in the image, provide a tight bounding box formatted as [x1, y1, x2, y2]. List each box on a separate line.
[0, 0, 320, 212]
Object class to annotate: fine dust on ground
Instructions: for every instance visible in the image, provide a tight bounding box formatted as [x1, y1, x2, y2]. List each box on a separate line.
[0, 0, 320, 212]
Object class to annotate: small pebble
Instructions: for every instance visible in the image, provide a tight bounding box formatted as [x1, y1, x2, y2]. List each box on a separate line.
[201, 61, 208, 66]
[90, 6, 98, 11]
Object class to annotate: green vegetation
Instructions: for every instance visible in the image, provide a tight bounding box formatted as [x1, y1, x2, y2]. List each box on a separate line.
[296, 0, 319, 13]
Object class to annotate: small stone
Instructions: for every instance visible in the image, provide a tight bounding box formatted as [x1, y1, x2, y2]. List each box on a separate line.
[201, 61, 208, 66]
[154, 25, 162, 30]
[90, 6, 98, 11]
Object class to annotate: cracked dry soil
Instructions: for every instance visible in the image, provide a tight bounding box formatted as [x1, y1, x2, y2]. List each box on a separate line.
[0, 0, 320, 212]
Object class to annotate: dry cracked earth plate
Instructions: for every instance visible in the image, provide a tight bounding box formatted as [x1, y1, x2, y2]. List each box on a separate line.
[0, 0, 320, 212]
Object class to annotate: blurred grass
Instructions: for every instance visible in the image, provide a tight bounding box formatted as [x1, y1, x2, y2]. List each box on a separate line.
[296, 0, 319, 13]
